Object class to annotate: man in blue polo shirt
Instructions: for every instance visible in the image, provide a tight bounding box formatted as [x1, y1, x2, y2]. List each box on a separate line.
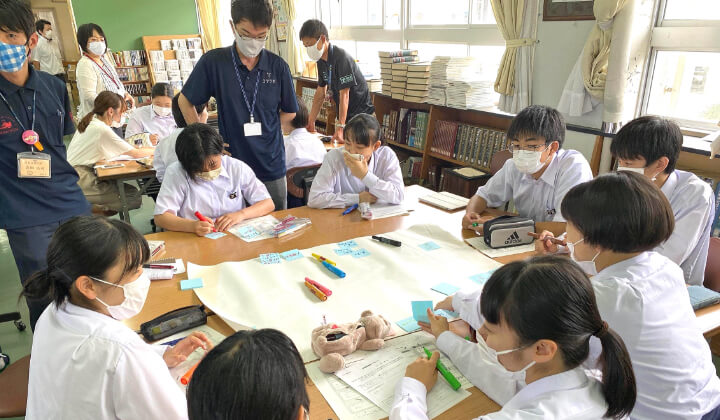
[0, 0, 90, 330]
[179, 0, 297, 211]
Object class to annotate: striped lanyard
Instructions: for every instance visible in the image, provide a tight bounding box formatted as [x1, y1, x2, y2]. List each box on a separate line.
[230, 48, 261, 123]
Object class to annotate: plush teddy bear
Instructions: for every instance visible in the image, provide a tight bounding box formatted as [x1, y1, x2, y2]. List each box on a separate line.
[311, 310, 395, 373]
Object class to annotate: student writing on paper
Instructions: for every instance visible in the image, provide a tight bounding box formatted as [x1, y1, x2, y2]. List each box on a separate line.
[23, 216, 212, 420]
[283, 98, 327, 171]
[187, 329, 310, 420]
[67, 91, 154, 213]
[154, 123, 274, 236]
[392, 256, 637, 419]
[125, 82, 178, 144]
[154, 94, 209, 182]
[308, 113, 404, 208]
[462, 105, 592, 230]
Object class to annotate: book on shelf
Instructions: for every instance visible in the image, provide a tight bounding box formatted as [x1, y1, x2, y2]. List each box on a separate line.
[116, 67, 149, 82]
[381, 55, 420, 64]
[403, 96, 427, 103]
[391, 70, 408, 77]
[406, 83, 429, 91]
[428, 119, 509, 169]
[378, 50, 418, 58]
[110, 50, 148, 67]
[390, 81, 406, 88]
[404, 89, 428, 97]
[407, 77, 431, 85]
[391, 87, 406, 94]
[392, 92, 405, 100]
[407, 62, 432, 72]
[401, 156, 423, 179]
[391, 62, 412, 70]
[367, 79, 382, 92]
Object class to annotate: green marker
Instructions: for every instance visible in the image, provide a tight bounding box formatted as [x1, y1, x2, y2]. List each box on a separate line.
[471, 222, 480, 227]
[423, 347, 461, 391]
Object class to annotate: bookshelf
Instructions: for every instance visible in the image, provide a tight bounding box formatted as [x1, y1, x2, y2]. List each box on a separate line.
[141, 34, 205, 94]
[109, 51, 152, 105]
[295, 77, 336, 135]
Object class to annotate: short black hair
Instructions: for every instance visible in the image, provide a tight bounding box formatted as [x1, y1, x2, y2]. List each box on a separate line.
[171, 94, 207, 128]
[561, 171, 674, 253]
[610, 115, 681, 174]
[291, 97, 309, 129]
[176, 123, 225, 181]
[187, 329, 309, 420]
[299, 19, 328, 40]
[76, 23, 106, 54]
[0, 0, 35, 40]
[345, 113, 381, 147]
[35, 19, 50, 34]
[231, 0, 273, 27]
[151, 82, 174, 99]
[507, 105, 565, 148]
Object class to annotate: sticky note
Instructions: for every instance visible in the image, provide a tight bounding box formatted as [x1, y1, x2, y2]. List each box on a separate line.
[419, 241, 440, 251]
[396, 317, 421, 333]
[469, 270, 496, 285]
[338, 240, 358, 249]
[333, 248, 354, 256]
[435, 309, 460, 319]
[259, 253, 281, 264]
[351, 248, 371, 258]
[205, 232, 227, 239]
[431, 282, 460, 296]
[237, 226, 260, 239]
[412, 300, 434, 323]
[180, 278, 203, 290]
[280, 249, 303, 261]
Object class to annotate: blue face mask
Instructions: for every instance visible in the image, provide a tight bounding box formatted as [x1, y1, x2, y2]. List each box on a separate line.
[0, 39, 27, 73]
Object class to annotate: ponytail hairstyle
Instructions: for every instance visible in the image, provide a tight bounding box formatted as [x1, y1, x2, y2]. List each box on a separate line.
[77, 91, 125, 133]
[480, 256, 636, 419]
[21, 216, 150, 307]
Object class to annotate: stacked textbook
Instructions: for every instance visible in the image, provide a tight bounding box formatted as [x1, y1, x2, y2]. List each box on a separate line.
[378, 50, 418, 96]
[427, 56, 496, 109]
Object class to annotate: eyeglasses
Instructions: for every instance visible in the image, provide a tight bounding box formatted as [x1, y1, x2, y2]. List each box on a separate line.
[508, 143, 548, 153]
[238, 34, 269, 42]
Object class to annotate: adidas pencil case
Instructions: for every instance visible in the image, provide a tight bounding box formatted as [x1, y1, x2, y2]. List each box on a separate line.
[483, 216, 535, 249]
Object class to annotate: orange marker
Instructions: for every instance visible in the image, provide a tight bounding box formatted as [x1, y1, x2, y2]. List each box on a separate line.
[305, 280, 328, 301]
[180, 361, 201, 385]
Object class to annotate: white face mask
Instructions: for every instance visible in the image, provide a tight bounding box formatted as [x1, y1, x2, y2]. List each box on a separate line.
[197, 167, 222, 181]
[306, 37, 324, 62]
[92, 273, 150, 320]
[476, 332, 536, 384]
[567, 238, 601, 276]
[109, 110, 124, 128]
[44, 30, 53, 40]
[153, 104, 172, 117]
[233, 26, 265, 58]
[88, 41, 106, 56]
[617, 166, 645, 175]
[512, 149, 548, 174]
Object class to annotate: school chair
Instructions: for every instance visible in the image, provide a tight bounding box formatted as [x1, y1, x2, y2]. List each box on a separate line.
[0, 354, 29, 417]
[490, 149, 512, 175]
[286, 164, 321, 208]
[704, 237, 720, 293]
[0, 311, 25, 332]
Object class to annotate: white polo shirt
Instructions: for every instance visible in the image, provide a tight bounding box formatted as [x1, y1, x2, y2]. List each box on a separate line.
[284, 128, 327, 171]
[125, 105, 177, 140]
[33, 35, 64, 75]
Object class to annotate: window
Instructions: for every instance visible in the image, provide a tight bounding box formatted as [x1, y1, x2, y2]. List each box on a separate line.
[409, 42, 468, 61]
[357, 41, 402, 75]
[296, 0, 317, 31]
[641, 0, 720, 131]
[341, 0, 383, 26]
[471, 0, 495, 24]
[410, 0, 469, 26]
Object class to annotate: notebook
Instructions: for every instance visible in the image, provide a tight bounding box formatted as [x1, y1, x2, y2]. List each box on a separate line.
[688, 286, 720, 310]
[419, 191, 469, 211]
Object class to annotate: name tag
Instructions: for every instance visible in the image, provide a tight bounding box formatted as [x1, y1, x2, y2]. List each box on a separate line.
[244, 122, 262, 137]
[17, 152, 51, 178]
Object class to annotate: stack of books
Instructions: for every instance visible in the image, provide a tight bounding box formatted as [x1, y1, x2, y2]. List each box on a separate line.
[430, 120, 509, 170]
[378, 50, 418, 96]
[390, 62, 409, 100]
[404, 62, 431, 102]
[109, 50, 147, 67]
[427, 56, 496, 109]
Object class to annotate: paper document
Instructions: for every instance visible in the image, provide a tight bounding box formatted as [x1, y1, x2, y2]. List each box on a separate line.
[465, 235, 536, 258]
[334, 332, 471, 417]
[362, 203, 410, 220]
[227, 215, 280, 242]
[307, 362, 387, 420]
[107, 155, 144, 162]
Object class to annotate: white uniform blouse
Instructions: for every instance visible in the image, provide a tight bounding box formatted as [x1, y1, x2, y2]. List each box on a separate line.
[26, 301, 187, 420]
[153, 127, 183, 182]
[475, 149, 593, 222]
[125, 105, 177, 140]
[284, 128, 327, 171]
[66, 116, 134, 166]
[307, 146, 404, 208]
[75, 54, 126, 119]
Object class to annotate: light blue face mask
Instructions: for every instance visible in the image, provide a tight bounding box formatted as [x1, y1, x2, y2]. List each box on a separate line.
[0, 39, 27, 73]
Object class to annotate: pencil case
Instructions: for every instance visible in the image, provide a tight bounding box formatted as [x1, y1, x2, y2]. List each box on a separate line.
[483, 216, 535, 249]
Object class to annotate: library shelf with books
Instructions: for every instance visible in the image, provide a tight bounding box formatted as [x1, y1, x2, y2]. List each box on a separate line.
[142, 34, 205, 94]
[295, 77, 337, 136]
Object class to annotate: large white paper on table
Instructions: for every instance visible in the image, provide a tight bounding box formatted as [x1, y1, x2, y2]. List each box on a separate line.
[227, 214, 280, 242]
[334, 332, 472, 418]
[465, 235, 536, 258]
[189, 223, 500, 362]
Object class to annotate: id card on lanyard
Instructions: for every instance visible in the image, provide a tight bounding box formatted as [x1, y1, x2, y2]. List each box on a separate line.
[324, 45, 333, 103]
[0, 89, 51, 178]
[231, 49, 262, 137]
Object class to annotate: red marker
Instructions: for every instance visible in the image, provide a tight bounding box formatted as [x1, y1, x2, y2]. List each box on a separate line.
[305, 277, 332, 296]
[194, 211, 217, 232]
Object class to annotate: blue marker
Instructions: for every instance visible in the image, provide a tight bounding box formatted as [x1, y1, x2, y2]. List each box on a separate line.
[161, 337, 186, 346]
[342, 204, 358, 215]
[322, 260, 346, 278]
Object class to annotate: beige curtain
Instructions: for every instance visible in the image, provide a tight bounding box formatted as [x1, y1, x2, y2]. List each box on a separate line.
[197, 0, 222, 51]
[283, 0, 305, 76]
[582, 0, 628, 99]
[490, 0, 525, 96]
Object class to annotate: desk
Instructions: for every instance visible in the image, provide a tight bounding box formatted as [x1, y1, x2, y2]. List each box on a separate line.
[95, 160, 156, 223]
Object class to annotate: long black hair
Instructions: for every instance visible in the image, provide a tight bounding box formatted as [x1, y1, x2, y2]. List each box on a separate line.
[187, 329, 309, 420]
[480, 256, 636, 419]
[21, 216, 149, 307]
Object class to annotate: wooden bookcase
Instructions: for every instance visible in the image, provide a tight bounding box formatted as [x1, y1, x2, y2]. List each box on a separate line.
[141, 34, 205, 87]
[295, 77, 337, 135]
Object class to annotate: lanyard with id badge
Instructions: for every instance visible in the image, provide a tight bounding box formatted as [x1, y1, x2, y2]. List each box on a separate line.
[231, 50, 262, 137]
[324, 45, 334, 104]
[0, 90, 51, 179]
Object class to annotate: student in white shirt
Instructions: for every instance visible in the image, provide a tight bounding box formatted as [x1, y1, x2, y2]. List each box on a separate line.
[393, 256, 636, 420]
[462, 105, 593, 230]
[125, 83, 178, 143]
[154, 123, 274, 236]
[23, 216, 212, 420]
[32, 19, 65, 81]
[283, 98, 326, 171]
[154, 94, 209, 182]
[308, 113, 404, 208]
[187, 329, 310, 420]
[67, 91, 153, 213]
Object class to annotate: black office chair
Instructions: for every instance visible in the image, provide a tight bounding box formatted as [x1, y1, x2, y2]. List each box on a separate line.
[286, 164, 321, 208]
[136, 176, 162, 232]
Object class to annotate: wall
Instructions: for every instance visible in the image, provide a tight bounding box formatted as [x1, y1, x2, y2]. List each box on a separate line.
[70, 0, 199, 51]
[30, 0, 79, 61]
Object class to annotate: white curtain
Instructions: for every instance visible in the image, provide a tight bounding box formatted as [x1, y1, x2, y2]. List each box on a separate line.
[266, 0, 305, 76]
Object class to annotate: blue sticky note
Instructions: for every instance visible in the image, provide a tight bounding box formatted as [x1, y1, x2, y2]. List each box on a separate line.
[412, 300, 434, 323]
[334, 248, 354, 256]
[469, 270, 496, 285]
[180, 278, 203, 290]
[338, 240, 358, 249]
[238, 226, 260, 239]
[436, 309, 460, 319]
[280, 249, 303, 261]
[431, 282, 460, 296]
[419, 241, 440, 251]
[259, 253, 281, 264]
[396, 317, 421, 333]
[205, 232, 227, 239]
[351, 248, 371, 258]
